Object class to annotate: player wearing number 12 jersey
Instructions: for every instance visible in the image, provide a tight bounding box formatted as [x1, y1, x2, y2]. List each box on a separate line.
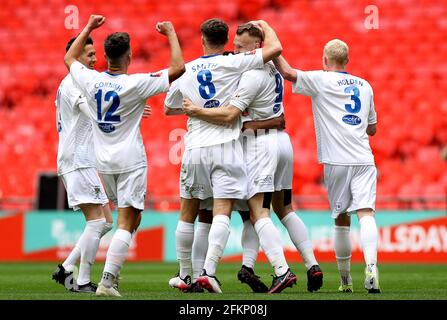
[64, 15, 185, 297]
[273, 39, 380, 293]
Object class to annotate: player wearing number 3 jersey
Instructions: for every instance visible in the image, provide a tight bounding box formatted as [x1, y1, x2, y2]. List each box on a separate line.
[64, 15, 185, 296]
[273, 39, 381, 293]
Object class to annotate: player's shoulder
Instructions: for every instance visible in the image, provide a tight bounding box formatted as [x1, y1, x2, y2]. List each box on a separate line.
[60, 74, 80, 95]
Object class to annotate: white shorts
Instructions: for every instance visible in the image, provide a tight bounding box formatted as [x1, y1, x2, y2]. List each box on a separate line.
[61, 168, 108, 211]
[274, 131, 293, 191]
[323, 164, 377, 219]
[200, 198, 249, 212]
[180, 140, 248, 200]
[100, 167, 147, 210]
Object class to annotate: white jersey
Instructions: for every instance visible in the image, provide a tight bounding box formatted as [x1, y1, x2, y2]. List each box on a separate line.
[164, 49, 264, 150]
[230, 62, 284, 122]
[292, 70, 377, 165]
[70, 61, 169, 174]
[56, 74, 95, 175]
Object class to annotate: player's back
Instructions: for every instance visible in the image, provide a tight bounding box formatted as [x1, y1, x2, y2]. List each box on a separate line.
[293, 70, 376, 165]
[70, 61, 169, 174]
[169, 49, 264, 149]
[56, 74, 95, 175]
[234, 62, 285, 122]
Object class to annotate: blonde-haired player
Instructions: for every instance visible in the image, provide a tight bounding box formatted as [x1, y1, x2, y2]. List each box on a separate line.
[273, 39, 380, 293]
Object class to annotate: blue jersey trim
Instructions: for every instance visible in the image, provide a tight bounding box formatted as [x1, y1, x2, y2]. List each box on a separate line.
[201, 54, 220, 59]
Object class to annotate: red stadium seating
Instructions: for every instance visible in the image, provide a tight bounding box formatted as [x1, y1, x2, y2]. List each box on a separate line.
[0, 0, 445, 210]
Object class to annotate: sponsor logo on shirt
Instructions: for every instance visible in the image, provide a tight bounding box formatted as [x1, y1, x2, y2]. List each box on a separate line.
[150, 72, 163, 77]
[98, 122, 116, 133]
[342, 114, 361, 126]
[204, 99, 220, 108]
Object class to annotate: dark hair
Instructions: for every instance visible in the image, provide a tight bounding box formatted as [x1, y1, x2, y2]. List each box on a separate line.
[104, 32, 130, 61]
[236, 23, 263, 42]
[200, 18, 228, 47]
[65, 36, 93, 52]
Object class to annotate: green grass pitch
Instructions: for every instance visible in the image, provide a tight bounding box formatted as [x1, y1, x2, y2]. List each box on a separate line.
[0, 262, 446, 300]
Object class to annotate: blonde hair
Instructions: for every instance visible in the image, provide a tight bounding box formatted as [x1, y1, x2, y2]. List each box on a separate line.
[324, 39, 349, 66]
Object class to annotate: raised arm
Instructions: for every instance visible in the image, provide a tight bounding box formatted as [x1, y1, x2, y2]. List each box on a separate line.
[273, 55, 297, 82]
[156, 22, 185, 83]
[183, 99, 241, 125]
[252, 20, 282, 63]
[64, 15, 105, 70]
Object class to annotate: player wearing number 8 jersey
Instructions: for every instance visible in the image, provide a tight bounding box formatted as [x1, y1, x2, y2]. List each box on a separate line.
[164, 18, 283, 293]
[273, 39, 380, 293]
[64, 15, 185, 296]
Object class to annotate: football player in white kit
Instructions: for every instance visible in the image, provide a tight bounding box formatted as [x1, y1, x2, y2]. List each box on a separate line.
[164, 19, 285, 293]
[52, 36, 113, 293]
[273, 39, 380, 293]
[183, 23, 322, 293]
[64, 15, 185, 296]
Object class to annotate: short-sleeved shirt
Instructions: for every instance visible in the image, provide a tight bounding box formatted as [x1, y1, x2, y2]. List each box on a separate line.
[230, 62, 284, 122]
[70, 61, 169, 174]
[292, 70, 377, 165]
[56, 74, 95, 175]
[164, 49, 264, 150]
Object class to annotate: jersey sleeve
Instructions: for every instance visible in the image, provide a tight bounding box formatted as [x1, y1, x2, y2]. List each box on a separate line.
[134, 69, 170, 100]
[69, 61, 97, 95]
[229, 71, 261, 112]
[229, 48, 264, 73]
[368, 90, 377, 124]
[164, 79, 183, 109]
[292, 70, 322, 96]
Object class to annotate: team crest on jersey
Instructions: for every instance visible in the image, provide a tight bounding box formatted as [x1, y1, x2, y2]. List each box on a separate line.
[150, 72, 163, 77]
[342, 114, 361, 126]
[244, 50, 256, 56]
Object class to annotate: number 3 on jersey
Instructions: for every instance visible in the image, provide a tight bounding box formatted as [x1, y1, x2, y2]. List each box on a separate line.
[197, 70, 216, 99]
[344, 85, 361, 113]
[95, 89, 121, 122]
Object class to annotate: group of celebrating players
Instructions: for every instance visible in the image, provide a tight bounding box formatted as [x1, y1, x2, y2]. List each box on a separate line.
[52, 14, 381, 297]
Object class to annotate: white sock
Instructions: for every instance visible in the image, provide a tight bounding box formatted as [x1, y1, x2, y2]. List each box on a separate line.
[203, 215, 230, 276]
[281, 212, 318, 270]
[192, 222, 211, 280]
[77, 218, 106, 285]
[254, 217, 289, 276]
[359, 215, 378, 266]
[241, 220, 259, 269]
[100, 222, 113, 238]
[102, 229, 132, 287]
[62, 220, 111, 273]
[334, 226, 352, 285]
[176, 221, 194, 278]
[62, 247, 80, 272]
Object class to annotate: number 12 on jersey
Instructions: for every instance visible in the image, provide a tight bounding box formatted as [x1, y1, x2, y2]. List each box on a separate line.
[95, 89, 121, 123]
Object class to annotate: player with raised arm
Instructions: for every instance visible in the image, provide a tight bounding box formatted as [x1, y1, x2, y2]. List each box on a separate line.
[52, 36, 113, 293]
[273, 39, 380, 293]
[164, 18, 286, 293]
[64, 15, 185, 297]
[183, 23, 321, 293]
